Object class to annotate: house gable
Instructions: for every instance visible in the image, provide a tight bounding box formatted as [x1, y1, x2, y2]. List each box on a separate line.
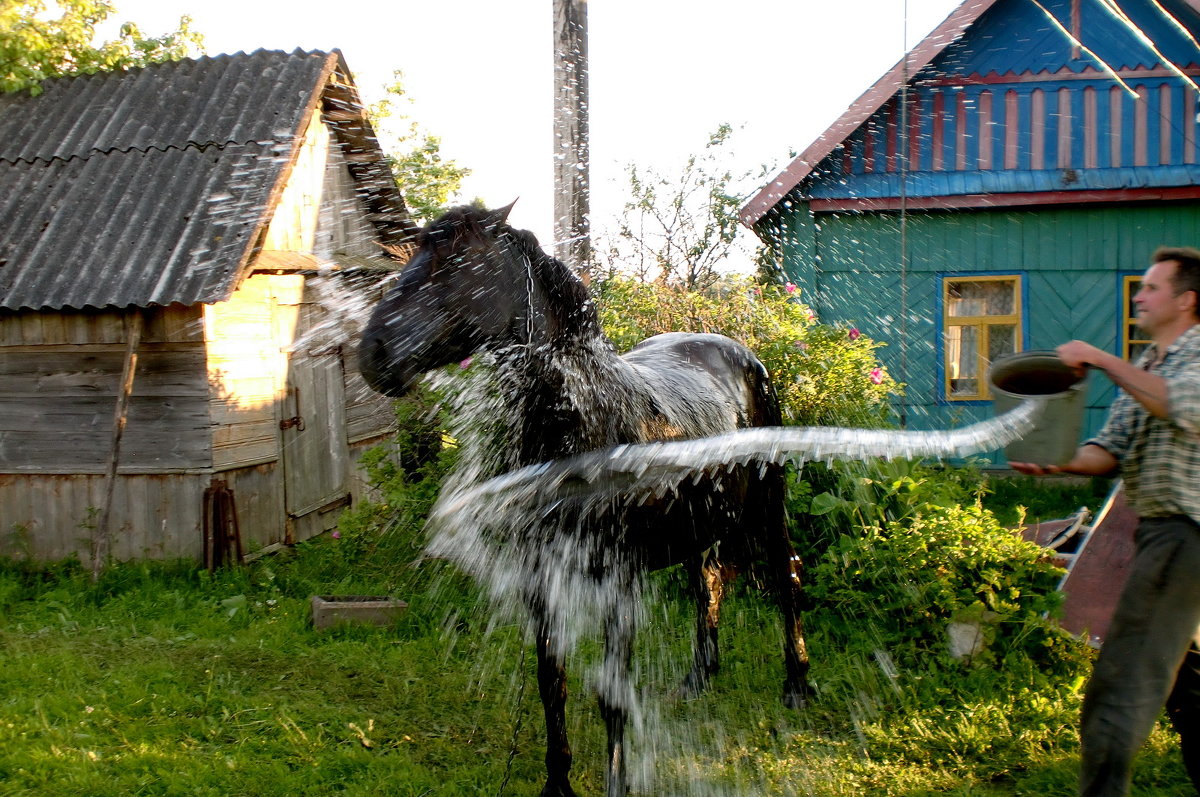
[743, 0, 1200, 222]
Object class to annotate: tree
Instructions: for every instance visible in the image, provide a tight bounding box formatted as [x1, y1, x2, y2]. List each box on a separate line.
[368, 72, 470, 222]
[604, 123, 766, 291]
[1, 0, 203, 94]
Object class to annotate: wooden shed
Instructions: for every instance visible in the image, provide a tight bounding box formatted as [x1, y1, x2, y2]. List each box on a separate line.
[0, 49, 415, 563]
[742, 0, 1200, 455]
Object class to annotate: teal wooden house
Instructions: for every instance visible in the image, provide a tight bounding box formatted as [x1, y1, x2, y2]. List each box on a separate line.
[742, 0, 1200, 452]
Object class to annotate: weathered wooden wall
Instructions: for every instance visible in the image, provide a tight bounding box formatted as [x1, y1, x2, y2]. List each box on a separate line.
[0, 304, 210, 473]
[0, 305, 213, 559]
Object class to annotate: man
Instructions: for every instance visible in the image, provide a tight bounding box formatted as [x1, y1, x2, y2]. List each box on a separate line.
[1011, 246, 1200, 796]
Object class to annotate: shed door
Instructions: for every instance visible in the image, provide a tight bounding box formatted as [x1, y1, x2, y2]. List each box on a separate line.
[280, 344, 350, 543]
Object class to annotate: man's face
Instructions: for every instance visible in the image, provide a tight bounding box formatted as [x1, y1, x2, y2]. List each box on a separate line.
[1134, 260, 1190, 336]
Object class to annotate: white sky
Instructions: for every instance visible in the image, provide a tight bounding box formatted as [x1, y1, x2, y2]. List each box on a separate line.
[102, 0, 962, 255]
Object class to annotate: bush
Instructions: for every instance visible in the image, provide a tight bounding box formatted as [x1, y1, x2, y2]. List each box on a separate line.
[807, 502, 1081, 673]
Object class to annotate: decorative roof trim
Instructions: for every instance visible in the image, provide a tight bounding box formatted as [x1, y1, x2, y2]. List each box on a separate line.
[808, 184, 1200, 211]
[739, 0, 1004, 227]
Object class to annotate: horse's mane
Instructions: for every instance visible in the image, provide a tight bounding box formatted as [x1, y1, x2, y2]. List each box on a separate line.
[427, 205, 602, 343]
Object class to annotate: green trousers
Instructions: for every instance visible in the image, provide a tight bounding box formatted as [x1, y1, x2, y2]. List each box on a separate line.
[1079, 515, 1200, 796]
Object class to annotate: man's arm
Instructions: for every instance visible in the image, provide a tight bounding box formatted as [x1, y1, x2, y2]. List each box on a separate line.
[1010, 442, 1119, 478]
[1057, 340, 1170, 418]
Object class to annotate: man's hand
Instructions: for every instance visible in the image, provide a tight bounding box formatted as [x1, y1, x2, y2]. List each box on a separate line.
[1009, 461, 1064, 476]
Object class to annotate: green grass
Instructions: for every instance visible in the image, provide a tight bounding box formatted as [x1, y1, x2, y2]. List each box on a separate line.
[981, 474, 1113, 528]
[0, 522, 1192, 796]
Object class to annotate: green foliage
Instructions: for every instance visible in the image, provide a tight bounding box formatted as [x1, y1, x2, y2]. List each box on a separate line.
[594, 273, 897, 427]
[331, 386, 458, 585]
[807, 502, 1081, 672]
[367, 72, 470, 222]
[1, 0, 203, 94]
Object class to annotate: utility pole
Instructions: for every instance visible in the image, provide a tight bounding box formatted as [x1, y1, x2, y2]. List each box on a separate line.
[552, 0, 591, 277]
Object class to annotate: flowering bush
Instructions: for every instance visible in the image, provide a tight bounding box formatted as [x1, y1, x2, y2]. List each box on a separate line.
[593, 274, 898, 427]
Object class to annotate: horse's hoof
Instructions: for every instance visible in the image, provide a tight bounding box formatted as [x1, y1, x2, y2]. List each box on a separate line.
[541, 781, 579, 797]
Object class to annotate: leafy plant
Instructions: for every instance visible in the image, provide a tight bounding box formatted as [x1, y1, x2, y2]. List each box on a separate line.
[807, 502, 1080, 673]
[1, 0, 203, 94]
[367, 72, 470, 223]
[602, 123, 763, 290]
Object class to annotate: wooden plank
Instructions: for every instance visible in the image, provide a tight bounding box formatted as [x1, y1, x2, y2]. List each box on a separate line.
[0, 473, 208, 562]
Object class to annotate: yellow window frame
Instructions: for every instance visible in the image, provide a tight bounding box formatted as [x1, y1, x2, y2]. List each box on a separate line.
[1122, 275, 1151, 361]
[943, 275, 1022, 401]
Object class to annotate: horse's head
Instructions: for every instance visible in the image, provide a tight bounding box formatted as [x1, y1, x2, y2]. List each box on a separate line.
[359, 202, 528, 397]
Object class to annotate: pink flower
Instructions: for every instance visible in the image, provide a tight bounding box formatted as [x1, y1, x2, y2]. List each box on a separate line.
[460, 357, 473, 369]
[784, 282, 797, 294]
[752, 286, 762, 296]
[869, 368, 884, 385]
[331, 530, 341, 540]
[804, 310, 815, 322]
[848, 328, 861, 341]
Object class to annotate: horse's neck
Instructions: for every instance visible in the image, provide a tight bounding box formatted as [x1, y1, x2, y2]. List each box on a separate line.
[484, 242, 649, 463]
[497, 337, 647, 465]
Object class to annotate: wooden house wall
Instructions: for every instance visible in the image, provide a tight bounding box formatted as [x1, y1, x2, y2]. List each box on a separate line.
[0, 304, 210, 473]
[0, 106, 400, 563]
[205, 273, 301, 472]
[0, 304, 213, 560]
[780, 200, 1200, 457]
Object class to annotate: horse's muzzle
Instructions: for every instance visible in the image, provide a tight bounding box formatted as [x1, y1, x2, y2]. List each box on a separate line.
[358, 332, 417, 397]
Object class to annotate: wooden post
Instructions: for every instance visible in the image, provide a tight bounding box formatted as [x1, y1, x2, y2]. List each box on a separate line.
[92, 308, 143, 579]
[553, 0, 591, 277]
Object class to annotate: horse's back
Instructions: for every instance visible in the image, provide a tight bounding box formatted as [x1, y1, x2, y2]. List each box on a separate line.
[622, 332, 780, 433]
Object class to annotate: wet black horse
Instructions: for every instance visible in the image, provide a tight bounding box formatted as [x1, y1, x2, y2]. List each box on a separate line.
[359, 204, 810, 797]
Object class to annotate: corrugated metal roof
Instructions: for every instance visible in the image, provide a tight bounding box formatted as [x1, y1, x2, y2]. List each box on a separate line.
[0, 49, 407, 312]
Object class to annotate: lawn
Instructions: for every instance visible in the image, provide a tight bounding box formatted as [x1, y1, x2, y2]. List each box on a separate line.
[0, 469, 1192, 796]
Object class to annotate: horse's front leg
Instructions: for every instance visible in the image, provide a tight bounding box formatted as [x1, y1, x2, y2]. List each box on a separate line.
[599, 604, 636, 797]
[776, 544, 813, 709]
[679, 550, 723, 698]
[534, 611, 577, 797]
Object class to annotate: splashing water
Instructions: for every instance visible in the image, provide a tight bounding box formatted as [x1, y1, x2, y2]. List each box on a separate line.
[416, 372, 1045, 794]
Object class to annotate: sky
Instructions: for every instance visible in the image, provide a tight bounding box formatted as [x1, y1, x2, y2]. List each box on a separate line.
[101, 0, 963, 258]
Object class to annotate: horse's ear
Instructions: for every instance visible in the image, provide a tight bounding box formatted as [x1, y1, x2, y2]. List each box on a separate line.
[486, 199, 518, 229]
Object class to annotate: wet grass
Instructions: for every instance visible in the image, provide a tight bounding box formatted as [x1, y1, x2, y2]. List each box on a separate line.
[0, 527, 1192, 796]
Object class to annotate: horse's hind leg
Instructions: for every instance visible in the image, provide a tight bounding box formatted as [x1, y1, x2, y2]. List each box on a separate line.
[680, 549, 723, 698]
[776, 544, 812, 709]
[534, 612, 577, 797]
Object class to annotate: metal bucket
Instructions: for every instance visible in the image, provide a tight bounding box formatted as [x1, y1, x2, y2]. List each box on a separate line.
[989, 350, 1088, 465]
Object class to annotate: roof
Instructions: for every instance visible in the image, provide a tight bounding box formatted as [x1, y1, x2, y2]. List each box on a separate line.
[741, 0, 1200, 225]
[0, 49, 414, 311]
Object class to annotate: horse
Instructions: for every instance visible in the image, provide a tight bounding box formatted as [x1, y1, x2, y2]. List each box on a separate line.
[359, 203, 811, 797]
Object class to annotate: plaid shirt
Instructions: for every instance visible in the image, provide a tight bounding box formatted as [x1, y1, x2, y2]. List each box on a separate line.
[1089, 323, 1200, 522]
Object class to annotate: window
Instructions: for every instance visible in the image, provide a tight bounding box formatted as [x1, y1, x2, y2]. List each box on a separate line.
[943, 275, 1022, 400]
[1122, 275, 1151, 361]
